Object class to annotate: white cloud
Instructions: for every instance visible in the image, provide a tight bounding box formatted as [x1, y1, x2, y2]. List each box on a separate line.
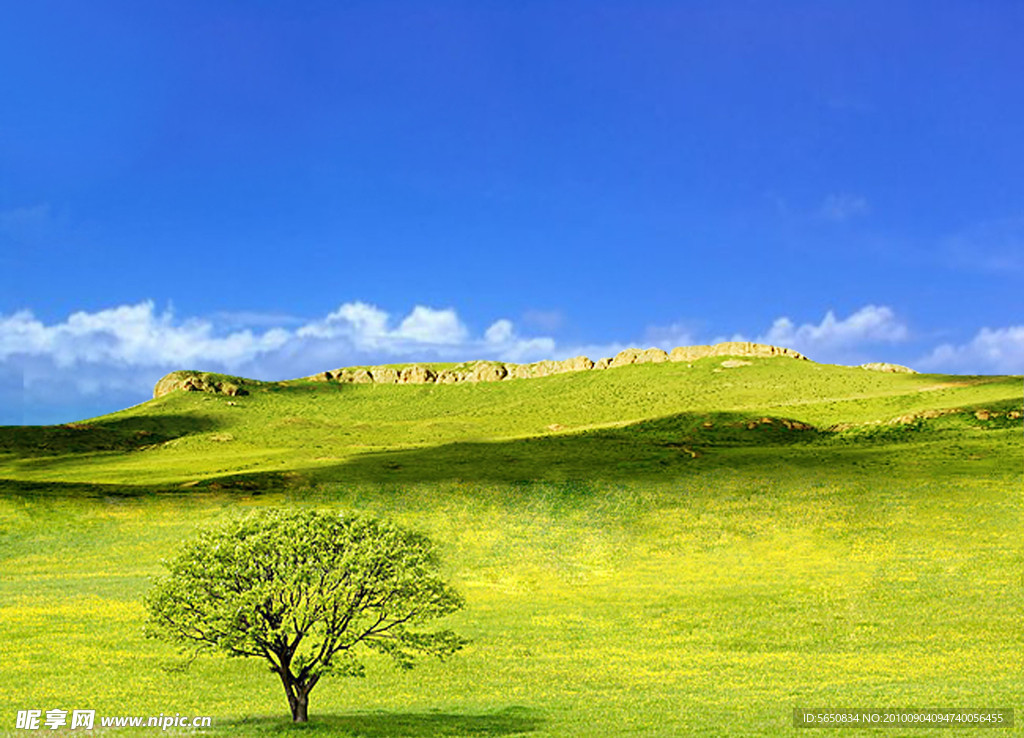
[820, 193, 869, 221]
[298, 301, 389, 342]
[296, 302, 468, 348]
[762, 305, 907, 346]
[918, 326, 1024, 375]
[478, 319, 556, 362]
[737, 305, 909, 364]
[0, 302, 289, 368]
[396, 306, 467, 344]
[0, 301, 564, 420]
[484, 319, 514, 344]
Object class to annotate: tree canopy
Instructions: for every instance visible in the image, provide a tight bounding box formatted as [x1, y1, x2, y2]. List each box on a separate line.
[145, 508, 465, 722]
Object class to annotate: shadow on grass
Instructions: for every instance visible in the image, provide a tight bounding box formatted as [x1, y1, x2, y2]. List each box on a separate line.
[0, 413, 220, 456]
[312, 410, 830, 485]
[219, 707, 544, 736]
[0, 410, 825, 495]
[309, 408, 1001, 485]
[0, 412, 233, 498]
[2, 408, 991, 495]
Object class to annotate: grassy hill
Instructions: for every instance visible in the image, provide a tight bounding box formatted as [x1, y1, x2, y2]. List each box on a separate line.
[0, 355, 1020, 490]
[0, 355, 1021, 736]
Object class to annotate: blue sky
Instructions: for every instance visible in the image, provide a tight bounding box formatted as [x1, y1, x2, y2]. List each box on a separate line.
[2, 1, 1023, 424]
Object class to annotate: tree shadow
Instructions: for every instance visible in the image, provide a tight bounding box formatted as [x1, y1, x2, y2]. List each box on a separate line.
[220, 707, 544, 736]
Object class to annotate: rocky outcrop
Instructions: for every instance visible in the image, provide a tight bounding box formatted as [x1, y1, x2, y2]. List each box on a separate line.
[349, 369, 373, 384]
[399, 365, 436, 384]
[669, 345, 710, 362]
[284, 342, 812, 390]
[559, 355, 595, 372]
[504, 356, 595, 379]
[670, 342, 807, 362]
[371, 367, 399, 384]
[509, 364, 534, 379]
[435, 369, 462, 384]
[860, 362, 917, 374]
[162, 342, 820, 398]
[153, 371, 250, 399]
[467, 362, 508, 382]
[529, 360, 561, 378]
[610, 348, 669, 367]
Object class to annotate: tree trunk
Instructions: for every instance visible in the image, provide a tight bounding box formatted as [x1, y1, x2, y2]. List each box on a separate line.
[278, 669, 312, 723]
[291, 690, 309, 723]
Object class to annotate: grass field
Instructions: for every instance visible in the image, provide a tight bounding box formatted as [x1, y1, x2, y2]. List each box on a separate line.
[1, 357, 1021, 736]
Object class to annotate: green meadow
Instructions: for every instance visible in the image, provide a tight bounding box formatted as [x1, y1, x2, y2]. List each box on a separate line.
[1, 357, 1021, 736]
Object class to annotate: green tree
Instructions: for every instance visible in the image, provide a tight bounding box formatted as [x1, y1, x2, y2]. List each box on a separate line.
[145, 509, 466, 722]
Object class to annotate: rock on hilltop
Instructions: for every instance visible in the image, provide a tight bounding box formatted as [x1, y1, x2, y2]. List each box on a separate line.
[670, 342, 806, 362]
[302, 342, 808, 387]
[154, 342, 812, 397]
[153, 371, 252, 399]
[859, 362, 917, 374]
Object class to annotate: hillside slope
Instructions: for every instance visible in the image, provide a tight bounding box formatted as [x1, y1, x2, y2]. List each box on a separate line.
[0, 353, 1020, 491]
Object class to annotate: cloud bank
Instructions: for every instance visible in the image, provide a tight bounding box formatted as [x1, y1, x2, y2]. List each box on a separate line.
[0, 301, 563, 423]
[0, 300, 1019, 424]
[919, 326, 1024, 376]
[754, 305, 909, 364]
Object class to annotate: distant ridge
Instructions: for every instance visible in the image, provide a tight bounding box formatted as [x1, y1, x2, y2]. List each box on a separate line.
[153, 342, 807, 397]
[153, 342, 809, 398]
[302, 342, 809, 386]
